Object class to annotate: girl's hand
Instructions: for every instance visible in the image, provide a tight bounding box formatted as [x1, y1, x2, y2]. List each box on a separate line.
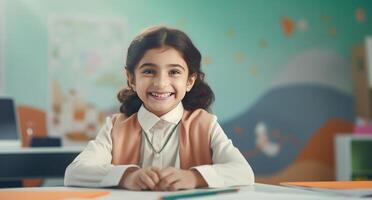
[156, 167, 207, 191]
[120, 167, 161, 190]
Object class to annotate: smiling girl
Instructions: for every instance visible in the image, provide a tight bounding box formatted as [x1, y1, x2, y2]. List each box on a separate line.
[64, 26, 254, 191]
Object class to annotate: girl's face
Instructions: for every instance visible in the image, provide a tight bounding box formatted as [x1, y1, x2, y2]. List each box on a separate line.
[127, 47, 196, 116]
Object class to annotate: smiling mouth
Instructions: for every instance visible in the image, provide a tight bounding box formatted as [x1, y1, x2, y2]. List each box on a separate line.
[149, 92, 174, 99]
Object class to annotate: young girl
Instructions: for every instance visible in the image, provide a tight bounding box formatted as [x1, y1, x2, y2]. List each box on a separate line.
[64, 26, 254, 191]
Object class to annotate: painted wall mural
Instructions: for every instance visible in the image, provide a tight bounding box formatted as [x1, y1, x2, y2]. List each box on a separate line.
[3, 0, 372, 183]
[48, 16, 126, 145]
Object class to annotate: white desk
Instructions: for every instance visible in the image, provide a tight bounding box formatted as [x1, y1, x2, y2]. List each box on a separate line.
[0, 183, 364, 200]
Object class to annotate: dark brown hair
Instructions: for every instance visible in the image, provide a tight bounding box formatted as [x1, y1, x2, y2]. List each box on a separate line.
[117, 26, 214, 116]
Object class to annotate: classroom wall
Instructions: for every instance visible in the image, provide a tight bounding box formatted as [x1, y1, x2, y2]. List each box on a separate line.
[0, 0, 4, 93]
[2, 0, 372, 183]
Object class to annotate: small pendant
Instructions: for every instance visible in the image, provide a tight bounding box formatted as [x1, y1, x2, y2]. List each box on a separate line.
[154, 152, 160, 158]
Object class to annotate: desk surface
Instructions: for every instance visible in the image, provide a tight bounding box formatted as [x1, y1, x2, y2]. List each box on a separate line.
[0, 183, 364, 200]
[0, 146, 84, 154]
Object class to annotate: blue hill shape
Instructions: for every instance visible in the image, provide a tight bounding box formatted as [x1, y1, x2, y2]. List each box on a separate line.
[221, 84, 355, 175]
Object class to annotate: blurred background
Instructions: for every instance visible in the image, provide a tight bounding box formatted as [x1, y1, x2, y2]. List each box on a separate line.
[1, 0, 372, 185]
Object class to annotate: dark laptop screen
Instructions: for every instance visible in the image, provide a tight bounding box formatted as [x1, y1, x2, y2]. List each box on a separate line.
[0, 98, 19, 139]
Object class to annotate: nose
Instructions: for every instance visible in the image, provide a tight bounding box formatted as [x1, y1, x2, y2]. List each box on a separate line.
[153, 72, 169, 88]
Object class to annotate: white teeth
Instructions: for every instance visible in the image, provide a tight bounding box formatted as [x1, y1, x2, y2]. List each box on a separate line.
[151, 92, 172, 98]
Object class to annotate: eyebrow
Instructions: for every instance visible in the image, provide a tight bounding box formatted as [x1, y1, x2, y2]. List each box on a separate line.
[139, 63, 186, 71]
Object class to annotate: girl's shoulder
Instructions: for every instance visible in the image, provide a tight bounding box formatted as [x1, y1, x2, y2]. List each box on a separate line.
[110, 112, 138, 125]
[183, 108, 217, 122]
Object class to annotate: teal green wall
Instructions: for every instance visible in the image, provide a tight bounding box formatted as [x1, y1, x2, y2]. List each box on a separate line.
[3, 0, 372, 122]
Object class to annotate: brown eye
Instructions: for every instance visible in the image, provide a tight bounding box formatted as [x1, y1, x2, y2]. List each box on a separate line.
[143, 69, 155, 75]
[169, 70, 181, 75]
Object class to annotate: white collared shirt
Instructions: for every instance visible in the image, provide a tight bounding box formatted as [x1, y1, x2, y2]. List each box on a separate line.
[64, 103, 254, 188]
[137, 103, 182, 169]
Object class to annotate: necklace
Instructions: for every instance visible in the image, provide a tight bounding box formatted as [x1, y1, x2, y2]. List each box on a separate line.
[142, 121, 181, 156]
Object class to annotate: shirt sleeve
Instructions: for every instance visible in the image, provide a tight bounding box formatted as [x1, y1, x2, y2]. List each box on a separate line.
[64, 117, 139, 187]
[191, 117, 255, 188]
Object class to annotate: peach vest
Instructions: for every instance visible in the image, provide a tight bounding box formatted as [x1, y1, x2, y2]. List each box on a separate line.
[111, 109, 214, 169]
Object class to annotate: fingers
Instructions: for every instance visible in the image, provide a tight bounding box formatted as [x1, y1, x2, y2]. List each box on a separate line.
[157, 167, 179, 191]
[158, 167, 176, 179]
[168, 180, 183, 191]
[127, 167, 183, 191]
[150, 166, 161, 172]
[158, 173, 179, 191]
[158, 169, 196, 191]
[136, 167, 162, 190]
[147, 169, 160, 184]
[139, 172, 156, 190]
[135, 178, 148, 190]
[150, 166, 161, 177]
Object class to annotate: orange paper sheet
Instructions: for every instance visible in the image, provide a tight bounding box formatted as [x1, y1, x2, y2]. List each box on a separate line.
[0, 190, 110, 200]
[281, 181, 372, 189]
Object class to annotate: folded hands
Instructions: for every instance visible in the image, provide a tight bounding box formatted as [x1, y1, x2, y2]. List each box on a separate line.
[120, 166, 207, 191]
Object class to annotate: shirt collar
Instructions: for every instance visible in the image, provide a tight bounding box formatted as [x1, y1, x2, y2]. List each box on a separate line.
[137, 102, 184, 132]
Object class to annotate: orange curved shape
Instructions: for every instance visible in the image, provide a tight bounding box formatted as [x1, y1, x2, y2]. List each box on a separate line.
[256, 160, 334, 184]
[255, 119, 353, 184]
[294, 119, 353, 166]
